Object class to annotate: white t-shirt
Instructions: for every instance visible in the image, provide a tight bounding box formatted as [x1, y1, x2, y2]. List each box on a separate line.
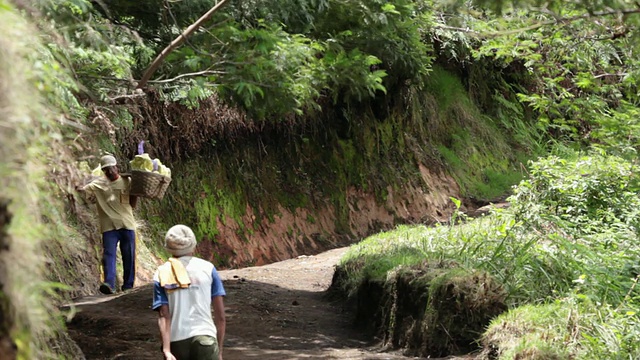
[152, 256, 226, 342]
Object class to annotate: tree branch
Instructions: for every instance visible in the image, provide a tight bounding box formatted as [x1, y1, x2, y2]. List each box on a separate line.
[137, 0, 230, 89]
[108, 90, 146, 104]
[432, 24, 481, 35]
[147, 70, 226, 84]
[164, 0, 215, 57]
[593, 73, 628, 79]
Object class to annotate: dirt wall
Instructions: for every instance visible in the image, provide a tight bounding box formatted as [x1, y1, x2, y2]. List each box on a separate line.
[197, 164, 460, 268]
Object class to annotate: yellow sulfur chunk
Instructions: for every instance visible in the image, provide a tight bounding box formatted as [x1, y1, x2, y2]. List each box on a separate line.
[91, 165, 103, 176]
[157, 164, 172, 178]
[78, 161, 92, 174]
[130, 153, 154, 172]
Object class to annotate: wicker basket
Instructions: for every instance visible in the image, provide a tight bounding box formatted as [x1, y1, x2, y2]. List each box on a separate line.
[130, 170, 171, 200]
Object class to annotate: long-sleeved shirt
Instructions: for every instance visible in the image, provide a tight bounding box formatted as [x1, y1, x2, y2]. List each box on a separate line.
[84, 176, 136, 233]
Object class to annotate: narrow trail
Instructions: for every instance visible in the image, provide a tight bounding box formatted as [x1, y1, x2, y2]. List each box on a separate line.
[67, 248, 473, 360]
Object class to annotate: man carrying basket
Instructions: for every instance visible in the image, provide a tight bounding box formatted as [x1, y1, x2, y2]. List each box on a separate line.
[78, 154, 138, 294]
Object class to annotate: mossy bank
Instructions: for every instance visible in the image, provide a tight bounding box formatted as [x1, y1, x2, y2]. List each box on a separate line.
[114, 63, 539, 269]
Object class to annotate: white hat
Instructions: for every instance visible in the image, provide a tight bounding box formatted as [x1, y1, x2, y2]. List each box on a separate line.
[100, 155, 118, 169]
[165, 225, 197, 257]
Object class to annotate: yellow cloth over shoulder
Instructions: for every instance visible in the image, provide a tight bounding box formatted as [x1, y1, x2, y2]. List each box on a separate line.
[158, 258, 191, 293]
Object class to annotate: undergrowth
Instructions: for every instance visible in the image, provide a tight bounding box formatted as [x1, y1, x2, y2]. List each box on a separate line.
[0, 4, 83, 358]
[337, 149, 640, 358]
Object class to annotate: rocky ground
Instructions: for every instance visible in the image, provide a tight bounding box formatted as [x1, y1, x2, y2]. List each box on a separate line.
[66, 247, 477, 360]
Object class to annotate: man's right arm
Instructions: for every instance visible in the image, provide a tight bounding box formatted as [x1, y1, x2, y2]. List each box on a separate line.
[153, 275, 175, 360]
[157, 305, 176, 360]
[130, 195, 138, 209]
[75, 183, 97, 204]
[212, 296, 226, 360]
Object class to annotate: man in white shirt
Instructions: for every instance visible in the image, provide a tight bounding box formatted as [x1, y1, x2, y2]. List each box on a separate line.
[152, 224, 226, 360]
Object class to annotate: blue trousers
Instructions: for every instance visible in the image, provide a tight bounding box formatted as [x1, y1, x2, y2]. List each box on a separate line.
[102, 229, 136, 290]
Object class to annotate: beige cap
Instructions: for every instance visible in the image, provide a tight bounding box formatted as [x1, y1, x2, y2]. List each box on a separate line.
[165, 225, 197, 257]
[100, 155, 118, 169]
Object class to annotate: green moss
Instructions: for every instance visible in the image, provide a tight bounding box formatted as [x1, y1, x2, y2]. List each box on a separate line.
[425, 66, 469, 112]
[421, 65, 536, 200]
[437, 145, 463, 169]
[97, 137, 117, 156]
[306, 214, 316, 224]
[138, 156, 254, 247]
[194, 195, 221, 239]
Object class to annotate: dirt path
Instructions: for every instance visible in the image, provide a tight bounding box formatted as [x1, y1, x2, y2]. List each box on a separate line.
[66, 248, 472, 360]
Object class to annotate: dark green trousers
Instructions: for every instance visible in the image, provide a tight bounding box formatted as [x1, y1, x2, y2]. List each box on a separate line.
[170, 335, 219, 360]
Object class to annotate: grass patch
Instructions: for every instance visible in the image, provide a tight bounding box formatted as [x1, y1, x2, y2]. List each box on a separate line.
[482, 302, 573, 359]
[336, 151, 640, 358]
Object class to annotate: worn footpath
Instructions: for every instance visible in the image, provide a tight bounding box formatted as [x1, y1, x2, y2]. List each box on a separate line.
[66, 247, 474, 360]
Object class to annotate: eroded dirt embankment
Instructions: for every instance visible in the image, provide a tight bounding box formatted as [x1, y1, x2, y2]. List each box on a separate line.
[197, 163, 462, 269]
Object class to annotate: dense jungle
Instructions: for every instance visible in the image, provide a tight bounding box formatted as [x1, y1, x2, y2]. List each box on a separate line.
[1, 0, 639, 359]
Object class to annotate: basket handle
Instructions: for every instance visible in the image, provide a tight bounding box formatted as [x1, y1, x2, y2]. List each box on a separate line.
[152, 176, 168, 199]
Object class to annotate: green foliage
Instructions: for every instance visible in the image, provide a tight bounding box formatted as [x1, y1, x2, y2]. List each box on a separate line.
[52, 0, 436, 118]
[321, 47, 387, 103]
[311, 0, 433, 87]
[156, 19, 390, 117]
[443, 4, 640, 154]
[509, 152, 640, 236]
[100, 0, 216, 36]
[337, 150, 640, 356]
[590, 102, 640, 157]
[484, 297, 640, 359]
[0, 3, 87, 358]
[208, 23, 326, 117]
[36, 0, 150, 110]
[26, 0, 640, 146]
[229, 0, 330, 34]
[469, 0, 640, 17]
[578, 299, 640, 359]
[162, 80, 214, 109]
